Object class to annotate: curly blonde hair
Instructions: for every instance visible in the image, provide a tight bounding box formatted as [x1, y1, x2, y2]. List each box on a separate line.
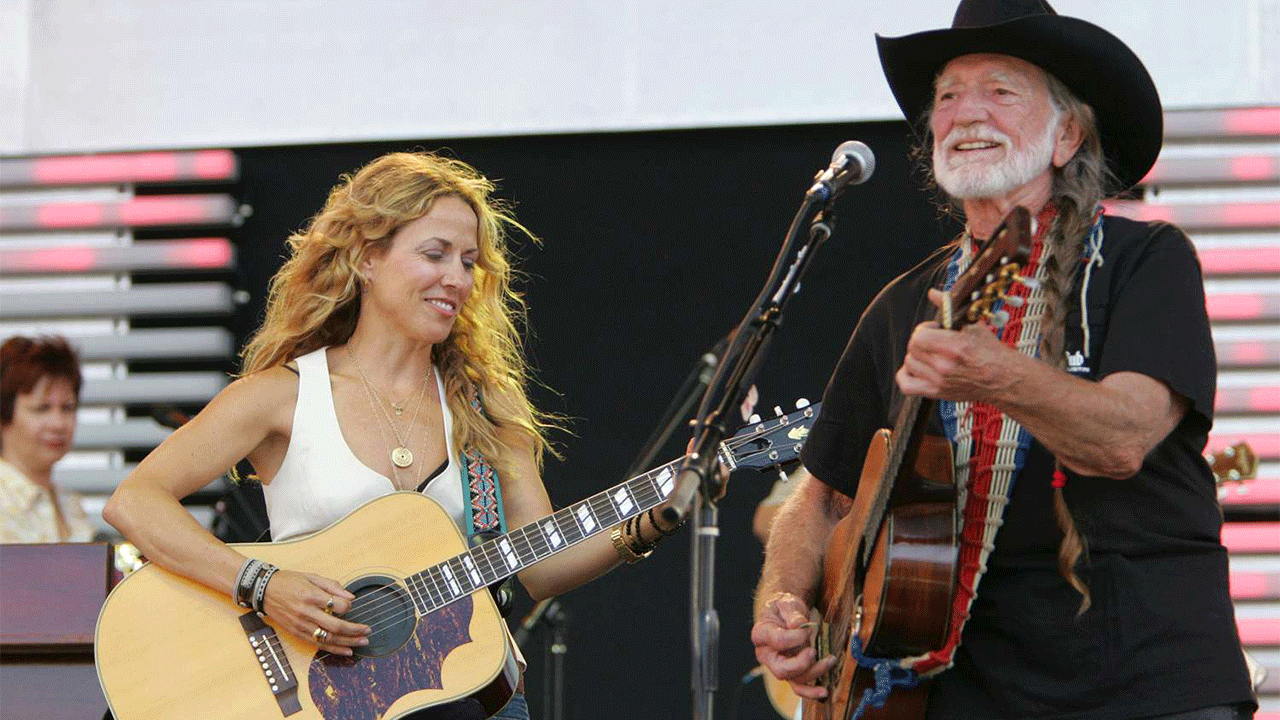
[241, 151, 556, 475]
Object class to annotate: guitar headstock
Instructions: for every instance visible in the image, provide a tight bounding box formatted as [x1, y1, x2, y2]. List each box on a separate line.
[940, 206, 1035, 330]
[722, 399, 821, 471]
[1207, 442, 1258, 495]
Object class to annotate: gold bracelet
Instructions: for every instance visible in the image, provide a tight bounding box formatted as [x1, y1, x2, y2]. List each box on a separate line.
[611, 524, 651, 564]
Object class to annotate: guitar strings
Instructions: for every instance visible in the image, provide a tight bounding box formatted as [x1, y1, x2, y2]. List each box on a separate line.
[309, 427, 802, 651]
[312, 434, 797, 651]
[314, 439, 795, 650]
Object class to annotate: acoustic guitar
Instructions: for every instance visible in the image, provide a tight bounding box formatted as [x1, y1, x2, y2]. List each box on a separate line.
[95, 402, 817, 720]
[759, 443, 1261, 720]
[804, 207, 1034, 720]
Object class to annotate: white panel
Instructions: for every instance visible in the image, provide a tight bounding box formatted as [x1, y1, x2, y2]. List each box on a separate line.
[3, 0, 1277, 154]
[0, 0, 31, 151]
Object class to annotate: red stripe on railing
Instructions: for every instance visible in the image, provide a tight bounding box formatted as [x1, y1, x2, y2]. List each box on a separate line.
[1215, 387, 1280, 413]
[1215, 340, 1280, 366]
[1231, 155, 1278, 181]
[1206, 293, 1267, 320]
[0, 239, 235, 274]
[1221, 522, 1280, 553]
[1210, 434, 1279, 460]
[34, 203, 104, 228]
[167, 238, 234, 268]
[1198, 247, 1280, 275]
[1236, 617, 1280, 646]
[1230, 570, 1280, 599]
[1142, 155, 1280, 185]
[0, 195, 236, 232]
[33, 153, 178, 184]
[1105, 201, 1280, 230]
[119, 196, 220, 226]
[1226, 107, 1280, 136]
[191, 150, 237, 180]
[17, 150, 237, 186]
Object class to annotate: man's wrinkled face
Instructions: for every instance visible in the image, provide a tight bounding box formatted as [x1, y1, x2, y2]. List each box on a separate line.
[930, 53, 1062, 200]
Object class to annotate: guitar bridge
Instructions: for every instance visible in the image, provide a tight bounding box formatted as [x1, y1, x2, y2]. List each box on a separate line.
[240, 612, 303, 717]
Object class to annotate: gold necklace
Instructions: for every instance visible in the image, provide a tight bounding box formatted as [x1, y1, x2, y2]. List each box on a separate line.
[349, 347, 431, 469]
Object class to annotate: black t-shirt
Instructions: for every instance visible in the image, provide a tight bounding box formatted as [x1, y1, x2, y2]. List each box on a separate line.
[801, 215, 1255, 719]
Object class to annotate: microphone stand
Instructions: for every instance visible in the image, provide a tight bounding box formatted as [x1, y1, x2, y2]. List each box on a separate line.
[624, 336, 728, 480]
[514, 598, 568, 720]
[664, 183, 842, 720]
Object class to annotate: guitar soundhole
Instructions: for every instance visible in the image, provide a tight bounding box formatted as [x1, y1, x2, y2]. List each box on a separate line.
[342, 574, 416, 658]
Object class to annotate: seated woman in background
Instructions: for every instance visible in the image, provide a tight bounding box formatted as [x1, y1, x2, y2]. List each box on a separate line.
[0, 335, 93, 542]
[103, 151, 679, 720]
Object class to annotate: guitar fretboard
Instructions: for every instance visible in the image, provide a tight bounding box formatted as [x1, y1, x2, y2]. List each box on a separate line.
[403, 460, 679, 616]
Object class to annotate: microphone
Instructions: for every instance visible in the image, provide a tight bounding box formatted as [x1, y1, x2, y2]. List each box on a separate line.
[807, 140, 876, 201]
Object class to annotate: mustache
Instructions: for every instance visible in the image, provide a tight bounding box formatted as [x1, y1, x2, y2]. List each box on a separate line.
[938, 125, 1011, 149]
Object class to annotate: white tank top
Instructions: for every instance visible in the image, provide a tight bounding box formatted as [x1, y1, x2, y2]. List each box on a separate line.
[263, 347, 465, 542]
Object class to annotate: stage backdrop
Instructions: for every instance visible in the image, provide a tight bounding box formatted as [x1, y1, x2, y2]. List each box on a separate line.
[228, 120, 958, 719]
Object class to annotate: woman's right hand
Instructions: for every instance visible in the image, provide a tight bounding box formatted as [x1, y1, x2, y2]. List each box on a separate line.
[262, 570, 370, 656]
[751, 591, 836, 700]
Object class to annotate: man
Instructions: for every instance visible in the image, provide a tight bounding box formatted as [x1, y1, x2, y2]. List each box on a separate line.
[751, 1, 1256, 718]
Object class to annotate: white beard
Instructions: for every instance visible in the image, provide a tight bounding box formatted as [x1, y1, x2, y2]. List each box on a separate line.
[933, 117, 1058, 200]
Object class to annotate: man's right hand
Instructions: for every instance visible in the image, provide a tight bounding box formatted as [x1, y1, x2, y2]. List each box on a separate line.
[751, 591, 837, 700]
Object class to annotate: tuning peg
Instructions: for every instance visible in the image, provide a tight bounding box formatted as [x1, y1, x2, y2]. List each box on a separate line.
[795, 398, 811, 409]
[1012, 274, 1040, 290]
[774, 406, 784, 417]
[748, 414, 761, 425]
[987, 309, 1010, 328]
[1000, 294, 1025, 307]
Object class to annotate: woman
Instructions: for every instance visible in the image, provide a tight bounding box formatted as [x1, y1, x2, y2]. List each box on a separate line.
[0, 335, 93, 543]
[104, 152, 676, 719]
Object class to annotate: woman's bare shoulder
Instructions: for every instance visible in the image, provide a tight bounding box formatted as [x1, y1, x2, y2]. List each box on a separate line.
[210, 364, 301, 434]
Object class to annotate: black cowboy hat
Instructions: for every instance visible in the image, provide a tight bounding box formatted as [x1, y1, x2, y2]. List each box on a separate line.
[876, 0, 1162, 191]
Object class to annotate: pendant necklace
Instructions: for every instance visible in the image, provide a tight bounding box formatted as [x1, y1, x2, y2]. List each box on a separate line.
[350, 347, 430, 469]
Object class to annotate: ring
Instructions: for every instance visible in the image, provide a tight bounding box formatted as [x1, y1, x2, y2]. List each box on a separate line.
[325, 597, 335, 614]
[313, 627, 329, 643]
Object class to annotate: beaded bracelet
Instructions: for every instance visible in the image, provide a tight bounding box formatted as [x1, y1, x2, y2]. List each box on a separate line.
[251, 563, 280, 615]
[624, 515, 657, 555]
[234, 558, 263, 608]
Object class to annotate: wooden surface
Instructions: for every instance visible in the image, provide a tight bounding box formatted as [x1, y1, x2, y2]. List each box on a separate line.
[0, 660, 108, 720]
[0, 542, 111, 652]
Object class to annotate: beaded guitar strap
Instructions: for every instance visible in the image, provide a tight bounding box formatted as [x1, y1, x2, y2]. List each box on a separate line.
[902, 203, 1057, 677]
[461, 394, 507, 538]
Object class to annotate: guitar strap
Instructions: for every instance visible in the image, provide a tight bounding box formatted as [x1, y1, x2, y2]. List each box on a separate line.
[461, 394, 507, 538]
[906, 203, 1064, 678]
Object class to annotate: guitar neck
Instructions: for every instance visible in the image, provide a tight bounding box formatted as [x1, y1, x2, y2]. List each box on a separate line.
[403, 453, 688, 615]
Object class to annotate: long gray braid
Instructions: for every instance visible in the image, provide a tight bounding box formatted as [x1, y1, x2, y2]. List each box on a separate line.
[1038, 71, 1118, 615]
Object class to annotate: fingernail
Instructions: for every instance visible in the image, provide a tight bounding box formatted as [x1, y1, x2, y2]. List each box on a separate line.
[358, 638, 369, 646]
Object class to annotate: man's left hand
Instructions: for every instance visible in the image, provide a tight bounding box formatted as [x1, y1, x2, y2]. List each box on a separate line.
[895, 289, 1019, 403]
